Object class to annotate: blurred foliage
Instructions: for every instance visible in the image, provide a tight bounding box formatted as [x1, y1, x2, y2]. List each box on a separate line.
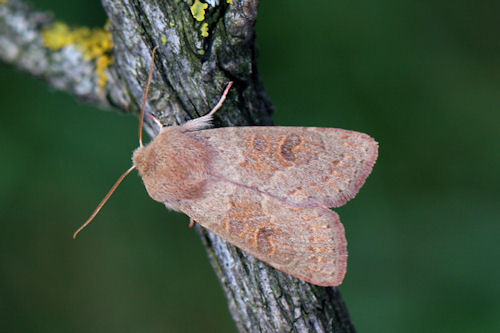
[1, 1, 499, 332]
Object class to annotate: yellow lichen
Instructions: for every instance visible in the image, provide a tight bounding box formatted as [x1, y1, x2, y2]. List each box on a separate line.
[41, 22, 73, 49]
[161, 36, 167, 44]
[169, 22, 175, 27]
[200, 23, 209, 38]
[0, 0, 7, 5]
[190, 0, 208, 22]
[96, 55, 113, 87]
[42, 21, 114, 87]
[227, 0, 233, 4]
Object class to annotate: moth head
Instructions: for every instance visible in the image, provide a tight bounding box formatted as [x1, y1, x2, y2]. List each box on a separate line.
[132, 126, 211, 203]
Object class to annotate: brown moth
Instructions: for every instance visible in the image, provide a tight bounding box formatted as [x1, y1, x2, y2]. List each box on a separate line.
[74, 48, 378, 287]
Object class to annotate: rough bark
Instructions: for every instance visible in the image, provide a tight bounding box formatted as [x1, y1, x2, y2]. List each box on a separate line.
[0, 1, 356, 332]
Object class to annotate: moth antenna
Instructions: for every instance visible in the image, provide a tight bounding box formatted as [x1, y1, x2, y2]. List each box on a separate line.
[183, 81, 234, 131]
[139, 46, 159, 147]
[73, 165, 136, 239]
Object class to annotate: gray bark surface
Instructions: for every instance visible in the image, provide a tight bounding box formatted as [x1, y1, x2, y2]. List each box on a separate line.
[0, 1, 356, 331]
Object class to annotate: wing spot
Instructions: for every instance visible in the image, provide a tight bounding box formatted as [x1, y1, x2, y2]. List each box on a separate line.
[337, 160, 356, 173]
[302, 214, 317, 222]
[325, 179, 340, 192]
[308, 265, 321, 273]
[241, 135, 279, 176]
[287, 187, 310, 201]
[331, 169, 347, 180]
[314, 256, 327, 263]
[309, 236, 329, 243]
[251, 134, 268, 152]
[344, 153, 356, 162]
[224, 199, 265, 235]
[311, 184, 322, 192]
[342, 141, 357, 149]
[255, 226, 277, 254]
[309, 224, 330, 232]
[321, 171, 339, 192]
[308, 246, 331, 253]
[278, 134, 302, 162]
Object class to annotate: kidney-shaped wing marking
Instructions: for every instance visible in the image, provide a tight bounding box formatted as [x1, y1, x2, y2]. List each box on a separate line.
[196, 127, 378, 208]
[176, 180, 347, 286]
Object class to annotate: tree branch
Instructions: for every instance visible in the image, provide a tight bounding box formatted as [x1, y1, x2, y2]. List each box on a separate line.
[0, 0, 129, 109]
[0, 0, 356, 331]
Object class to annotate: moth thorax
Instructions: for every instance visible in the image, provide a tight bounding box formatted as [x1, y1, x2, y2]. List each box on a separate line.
[132, 126, 211, 202]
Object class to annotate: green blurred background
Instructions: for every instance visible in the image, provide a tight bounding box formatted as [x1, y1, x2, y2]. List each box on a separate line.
[1, 1, 499, 332]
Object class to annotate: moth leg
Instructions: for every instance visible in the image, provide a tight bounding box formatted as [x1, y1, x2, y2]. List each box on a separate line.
[146, 113, 163, 131]
[189, 218, 196, 228]
[182, 81, 233, 132]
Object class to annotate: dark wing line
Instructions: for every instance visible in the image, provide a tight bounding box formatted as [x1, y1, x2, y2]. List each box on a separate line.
[208, 172, 330, 209]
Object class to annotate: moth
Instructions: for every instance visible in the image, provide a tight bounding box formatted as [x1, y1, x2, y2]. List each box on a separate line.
[74, 48, 378, 287]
